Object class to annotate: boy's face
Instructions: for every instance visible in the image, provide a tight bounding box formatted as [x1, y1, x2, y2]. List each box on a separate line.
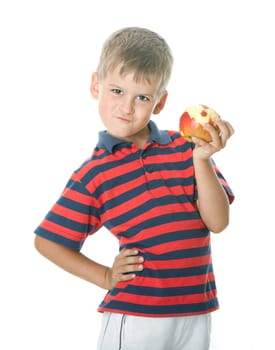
[90, 65, 167, 147]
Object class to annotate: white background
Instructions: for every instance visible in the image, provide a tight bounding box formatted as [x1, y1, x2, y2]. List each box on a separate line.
[1, 0, 274, 349]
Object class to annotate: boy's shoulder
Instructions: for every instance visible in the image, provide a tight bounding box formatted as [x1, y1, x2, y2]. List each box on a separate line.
[71, 148, 110, 182]
[163, 129, 192, 148]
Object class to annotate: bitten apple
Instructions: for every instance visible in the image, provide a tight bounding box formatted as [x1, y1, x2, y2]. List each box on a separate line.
[179, 104, 220, 142]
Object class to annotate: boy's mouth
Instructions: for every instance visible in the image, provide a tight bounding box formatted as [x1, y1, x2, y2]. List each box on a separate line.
[117, 116, 131, 122]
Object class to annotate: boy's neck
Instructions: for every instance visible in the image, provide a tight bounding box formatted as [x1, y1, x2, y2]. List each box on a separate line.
[126, 125, 150, 149]
[108, 125, 150, 149]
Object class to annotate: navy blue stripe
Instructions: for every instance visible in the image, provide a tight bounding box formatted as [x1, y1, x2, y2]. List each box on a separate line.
[93, 168, 145, 199]
[99, 298, 219, 315]
[92, 164, 194, 200]
[110, 280, 216, 298]
[34, 228, 84, 250]
[45, 212, 89, 233]
[57, 197, 92, 215]
[115, 212, 201, 239]
[103, 194, 196, 227]
[65, 178, 91, 195]
[142, 245, 211, 261]
[140, 263, 213, 279]
[145, 160, 193, 171]
[112, 143, 136, 152]
[141, 142, 191, 158]
[113, 265, 214, 293]
[120, 228, 209, 250]
[82, 152, 141, 184]
[171, 132, 185, 142]
[100, 177, 194, 214]
[93, 149, 110, 160]
[81, 147, 193, 195]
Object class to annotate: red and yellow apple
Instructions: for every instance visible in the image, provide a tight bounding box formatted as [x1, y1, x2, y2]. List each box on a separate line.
[179, 104, 220, 142]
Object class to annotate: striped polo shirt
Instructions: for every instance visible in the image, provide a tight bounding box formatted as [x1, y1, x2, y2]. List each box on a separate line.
[35, 120, 234, 317]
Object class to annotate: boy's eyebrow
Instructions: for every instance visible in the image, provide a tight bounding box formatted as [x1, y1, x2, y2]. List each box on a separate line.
[108, 83, 156, 98]
[108, 83, 124, 90]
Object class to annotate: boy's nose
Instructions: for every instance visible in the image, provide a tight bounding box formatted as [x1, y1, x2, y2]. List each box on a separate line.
[120, 99, 134, 115]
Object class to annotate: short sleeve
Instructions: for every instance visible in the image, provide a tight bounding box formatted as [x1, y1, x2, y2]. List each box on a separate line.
[193, 158, 234, 204]
[34, 174, 101, 250]
[211, 159, 234, 203]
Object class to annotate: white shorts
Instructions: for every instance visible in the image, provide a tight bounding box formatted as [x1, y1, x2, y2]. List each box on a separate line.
[96, 312, 212, 350]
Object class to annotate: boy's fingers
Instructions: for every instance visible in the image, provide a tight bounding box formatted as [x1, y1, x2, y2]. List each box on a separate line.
[119, 273, 136, 281]
[121, 248, 139, 257]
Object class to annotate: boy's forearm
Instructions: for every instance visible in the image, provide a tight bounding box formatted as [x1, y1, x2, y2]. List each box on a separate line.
[193, 158, 229, 233]
[34, 235, 110, 290]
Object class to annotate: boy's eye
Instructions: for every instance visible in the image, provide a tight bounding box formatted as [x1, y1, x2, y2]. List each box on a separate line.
[137, 95, 150, 102]
[111, 88, 123, 95]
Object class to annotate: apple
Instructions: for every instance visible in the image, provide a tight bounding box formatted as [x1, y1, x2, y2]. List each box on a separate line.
[179, 104, 220, 142]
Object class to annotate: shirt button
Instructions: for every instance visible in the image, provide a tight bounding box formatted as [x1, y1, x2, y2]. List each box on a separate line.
[140, 152, 146, 159]
[146, 166, 154, 173]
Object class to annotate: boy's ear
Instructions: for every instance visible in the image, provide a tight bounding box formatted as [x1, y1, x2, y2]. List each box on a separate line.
[90, 72, 99, 99]
[152, 91, 168, 115]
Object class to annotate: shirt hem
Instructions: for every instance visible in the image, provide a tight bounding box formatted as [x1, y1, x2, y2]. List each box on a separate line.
[97, 306, 219, 318]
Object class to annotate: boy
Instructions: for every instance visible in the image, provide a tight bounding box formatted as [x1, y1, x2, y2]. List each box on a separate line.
[34, 27, 234, 350]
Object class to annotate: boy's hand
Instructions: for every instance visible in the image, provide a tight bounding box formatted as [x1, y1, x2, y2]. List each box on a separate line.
[192, 119, 234, 160]
[105, 249, 144, 290]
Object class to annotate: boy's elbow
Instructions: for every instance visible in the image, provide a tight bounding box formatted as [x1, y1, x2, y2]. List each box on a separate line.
[210, 218, 229, 234]
[34, 235, 42, 254]
[34, 235, 48, 255]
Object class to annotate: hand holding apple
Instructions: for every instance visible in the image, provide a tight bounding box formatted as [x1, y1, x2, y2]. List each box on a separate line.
[179, 104, 220, 143]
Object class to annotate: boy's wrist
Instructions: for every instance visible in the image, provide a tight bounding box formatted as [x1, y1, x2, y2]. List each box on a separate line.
[104, 266, 110, 290]
[193, 157, 211, 168]
[104, 266, 114, 290]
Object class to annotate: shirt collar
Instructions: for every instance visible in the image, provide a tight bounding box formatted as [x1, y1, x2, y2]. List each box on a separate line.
[97, 120, 172, 153]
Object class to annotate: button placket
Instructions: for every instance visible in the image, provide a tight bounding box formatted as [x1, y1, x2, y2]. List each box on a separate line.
[138, 149, 159, 190]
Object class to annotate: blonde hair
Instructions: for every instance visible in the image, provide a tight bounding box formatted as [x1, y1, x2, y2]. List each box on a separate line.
[96, 27, 173, 95]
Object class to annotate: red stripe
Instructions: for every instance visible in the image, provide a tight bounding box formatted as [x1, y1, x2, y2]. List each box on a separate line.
[100, 191, 196, 225]
[104, 289, 216, 306]
[120, 219, 206, 245]
[140, 237, 210, 255]
[86, 151, 194, 193]
[142, 149, 193, 164]
[75, 151, 118, 179]
[102, 200, 196, 226]
[93, 148, 105, 157]
[118, 272, 215, 289]
[144, 254, 211, 270]
[86, 160, 142, 193]
[51, 203, 90, 224]
[155, 169, 194, 181]
[40, 220, 87, 242]
[99, 180, 194, 210]
[98, 174, 148, 202]
[62, 187, 94, 206]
